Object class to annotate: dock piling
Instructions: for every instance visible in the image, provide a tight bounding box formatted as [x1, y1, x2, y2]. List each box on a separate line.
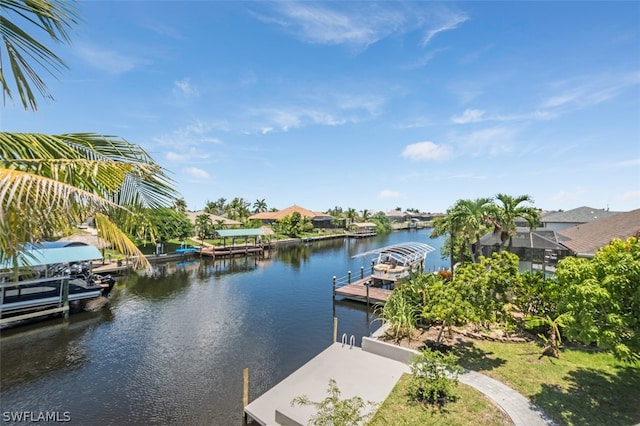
[333, 317, 338, 343]
[243, 368, 249, 422]
[366, 281, 370, 307]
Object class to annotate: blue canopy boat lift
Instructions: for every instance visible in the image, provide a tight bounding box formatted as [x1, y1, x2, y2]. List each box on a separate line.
[0, 242, 116, 326]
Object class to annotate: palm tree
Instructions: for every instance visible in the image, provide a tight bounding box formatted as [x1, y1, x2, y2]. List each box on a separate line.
[449, 197, 493, 263]
[360, 209, 371, 221]
[487, 193, 541, 251]
[431, 208, 463, 271]
[253, 198, 267, 214]
[1, 133, 177, 269]
[0, 2, 178, 270]
[173, 198, 187, 213]
[345, 208, 357, 226]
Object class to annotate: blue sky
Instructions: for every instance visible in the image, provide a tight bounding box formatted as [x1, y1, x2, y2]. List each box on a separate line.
[4, 1, 640, 214]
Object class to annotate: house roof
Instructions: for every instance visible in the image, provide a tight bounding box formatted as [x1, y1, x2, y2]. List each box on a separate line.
[186, 211, 242, 226]
[558, 208, 640, 257]
[352, 222, 377, 228]
[542, 206, 619, 224]
[248, 205, 332, 221]
[386, 210, 409, 217]
[480, 228, 567, 250]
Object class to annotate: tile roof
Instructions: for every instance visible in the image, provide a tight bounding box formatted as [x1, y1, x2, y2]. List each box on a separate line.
[186, 211, 242, 225]
[542, 206, 619, 223]
[558, 208, 640, 256]
[248, 205, 332, 220]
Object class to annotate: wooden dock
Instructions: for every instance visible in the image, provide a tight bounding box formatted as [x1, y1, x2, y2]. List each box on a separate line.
[333, 276, 392, 305]
[199, 245, 264, 258]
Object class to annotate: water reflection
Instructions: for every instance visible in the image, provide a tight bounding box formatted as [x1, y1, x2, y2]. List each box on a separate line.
[0, 230, 446, 425]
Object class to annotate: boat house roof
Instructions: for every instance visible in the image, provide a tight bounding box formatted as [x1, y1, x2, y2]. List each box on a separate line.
[352, 242, 435, 264]
[1, 242, 103, 269]
[215, 229, 264, 238]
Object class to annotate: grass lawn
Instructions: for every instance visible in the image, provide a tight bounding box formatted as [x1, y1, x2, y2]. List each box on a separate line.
[453, 339, 640, 425]
[369, 374, 512, 425]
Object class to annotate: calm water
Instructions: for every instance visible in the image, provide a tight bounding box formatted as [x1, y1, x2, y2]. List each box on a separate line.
[0, 230, 447, 425]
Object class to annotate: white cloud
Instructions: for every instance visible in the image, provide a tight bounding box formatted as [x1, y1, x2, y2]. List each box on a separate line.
[541, 72, 640, 111]
[185, 167, 210, 179]
[378, 189, 402, 199]
[458, 126, 517, 157]
[552, 187, 586, 202]
[173, 78, 199, 98]
[253, 3, 468, 51]
[74, 42, 147, 74]
[421, 10, 469, 46]
[451, 108, 485, 124]
[255, 2, 405, 49]
[164, 147, 211, 162]
[621, 190, 640, 201]
[402, 141, 452, 161]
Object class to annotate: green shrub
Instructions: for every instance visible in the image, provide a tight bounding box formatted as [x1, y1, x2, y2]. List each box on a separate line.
[408, 347, 463, 406]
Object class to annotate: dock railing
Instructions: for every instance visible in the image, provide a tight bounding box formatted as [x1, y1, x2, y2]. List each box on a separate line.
[332, 266, 368, 293]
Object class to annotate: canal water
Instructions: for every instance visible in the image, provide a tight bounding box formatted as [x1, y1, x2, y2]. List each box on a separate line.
[0, 230, 447, 425]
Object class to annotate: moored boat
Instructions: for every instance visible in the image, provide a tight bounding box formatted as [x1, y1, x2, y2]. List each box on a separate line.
[0, 241, 116, 325]
[353, 242, 435, 284]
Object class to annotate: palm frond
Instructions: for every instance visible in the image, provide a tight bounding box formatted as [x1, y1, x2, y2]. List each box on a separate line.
[94, 213, 151, 272]
[0, 0, 79, 110]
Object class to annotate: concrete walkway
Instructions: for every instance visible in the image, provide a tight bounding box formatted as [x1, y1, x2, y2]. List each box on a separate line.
[460, 370, 556, 425]
[244, 337, 556, 426]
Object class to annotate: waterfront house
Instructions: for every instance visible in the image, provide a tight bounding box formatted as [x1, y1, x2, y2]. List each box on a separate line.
[248, 205, 335, 229]
[541, 206, 619, 231]
[558, 208, 640, 258]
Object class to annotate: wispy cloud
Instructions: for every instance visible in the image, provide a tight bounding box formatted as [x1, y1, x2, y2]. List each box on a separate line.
[620, 190, 640, 202]
[402, 141, 452, 161]
[421, 9, 469, 46]
[251, 2, 401, 49]
[246, 92, 384, 133]
[451, 108, 555, 124]
[552, 187, 586, 202]
[454, 126, 518, 157]
[185, 167, 210, 179]
[252, 2, 468, 51]
[541, 72, 640, 111]
[173, 78, 199, 98]
[74, 42, 148, 74]
[604, 157, 640, 169]
[451, 108, 485, 124]
[378, 189, 402, 199]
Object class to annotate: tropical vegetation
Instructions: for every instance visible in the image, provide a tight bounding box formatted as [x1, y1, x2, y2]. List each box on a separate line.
[0, 1, 179, 270]
[291, 378, 378, 426]
[381, 236, 640, 362]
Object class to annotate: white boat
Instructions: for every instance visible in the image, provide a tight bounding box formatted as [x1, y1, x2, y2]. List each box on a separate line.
[353, 242, 435, 283]
[0, 241, 116, 325]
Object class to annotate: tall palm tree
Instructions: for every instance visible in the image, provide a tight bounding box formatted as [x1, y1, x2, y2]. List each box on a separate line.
[449, 197, 493, 263]
[345, 208, 357, 226]
[253, 198, 267, 214]
[173, 198, 187, 213]
[487, 193, 541, 251]
[0, 2, 178, 270]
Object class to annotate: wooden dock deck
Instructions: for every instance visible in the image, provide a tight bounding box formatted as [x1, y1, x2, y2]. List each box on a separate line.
[199, 245, 264, 258]
[334, 277, 392, 305]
